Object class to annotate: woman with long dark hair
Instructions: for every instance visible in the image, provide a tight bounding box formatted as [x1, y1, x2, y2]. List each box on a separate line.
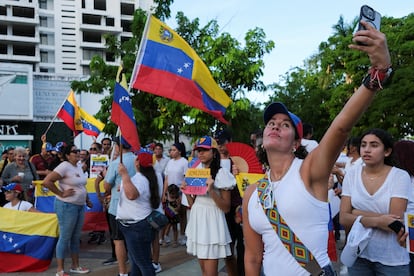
[182, 136, 236, 276]
[116, 150, 160, 276]
[340, 129, 411, 275]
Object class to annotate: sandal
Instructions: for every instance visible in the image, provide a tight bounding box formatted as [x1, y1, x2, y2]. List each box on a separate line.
[56, 271, 69, 276]
[69, 266, 90, 274]
[172, 241, 179, 248]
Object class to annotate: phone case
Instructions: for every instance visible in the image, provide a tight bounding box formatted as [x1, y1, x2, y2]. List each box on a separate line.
[388, 220, 405, 234]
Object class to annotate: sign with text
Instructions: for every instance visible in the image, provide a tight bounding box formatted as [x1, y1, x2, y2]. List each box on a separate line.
[183, 168, 210, 195]
[90, 154, 109, 178]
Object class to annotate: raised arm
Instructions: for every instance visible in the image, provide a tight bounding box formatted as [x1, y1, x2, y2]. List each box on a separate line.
[303, 21, 391, 196]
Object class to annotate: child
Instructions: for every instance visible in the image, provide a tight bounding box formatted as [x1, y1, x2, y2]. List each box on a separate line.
[182, 136, 236, 275]
[3, 183, 37, 212]
[161, 184, 181, 247]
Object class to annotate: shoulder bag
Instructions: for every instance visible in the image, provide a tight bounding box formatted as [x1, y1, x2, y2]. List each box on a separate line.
[257, 177, 324, 276]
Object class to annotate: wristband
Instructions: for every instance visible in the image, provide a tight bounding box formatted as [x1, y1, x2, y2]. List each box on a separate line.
[362, 66, 393, 92]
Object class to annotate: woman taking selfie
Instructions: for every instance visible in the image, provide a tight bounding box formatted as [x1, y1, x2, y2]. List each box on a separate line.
[243, 20, 395, 276]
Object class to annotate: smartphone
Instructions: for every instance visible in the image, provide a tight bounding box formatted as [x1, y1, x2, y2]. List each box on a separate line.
[357, 5, 381, 31]
[388, 220, 405, 234]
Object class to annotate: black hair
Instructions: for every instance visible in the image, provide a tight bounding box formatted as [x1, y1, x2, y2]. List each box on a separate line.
[62, 143, 74, 161]
[139, 166, 160, 209]
[347, 136, 360, 154]
[155, 142, 164, 149]
[209, 148, 221, 179]
[360, 128, 396, 166]
[101, 137, 111, 144]
[167, 184, 180, 198]
[173, 142, 186, 158]
[302, 123, 314, 137]
[215, 128, 232, 145]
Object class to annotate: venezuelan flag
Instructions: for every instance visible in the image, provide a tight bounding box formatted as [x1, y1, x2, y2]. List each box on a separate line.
[57, 90, 83, 135]
[111, 66, 140, 150]
[131, 16, 232, 124]
[79, 107, 105, 137]
[235, 173, 265, 198]
[0, 208, 59, 272]
[327, 203, 337, 261]
[34, 180, 108, 231]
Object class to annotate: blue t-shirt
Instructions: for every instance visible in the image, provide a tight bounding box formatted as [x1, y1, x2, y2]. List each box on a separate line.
[105, 151, 136, 216]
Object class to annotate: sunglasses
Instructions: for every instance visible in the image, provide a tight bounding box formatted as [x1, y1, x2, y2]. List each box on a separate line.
[89, 148, 98, 151]
[71, 149, 80, 154]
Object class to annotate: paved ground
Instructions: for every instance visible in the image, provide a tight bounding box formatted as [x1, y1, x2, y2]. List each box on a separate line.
[6, 230, 349, 275]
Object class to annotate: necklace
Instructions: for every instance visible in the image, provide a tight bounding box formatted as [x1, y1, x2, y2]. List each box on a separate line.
[363, 168, 386, 182]
[269, 158, 294, 182]
[363, 172, 378, 181]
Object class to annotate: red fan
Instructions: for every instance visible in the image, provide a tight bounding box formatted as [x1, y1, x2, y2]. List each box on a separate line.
[225, 142, 263, 173]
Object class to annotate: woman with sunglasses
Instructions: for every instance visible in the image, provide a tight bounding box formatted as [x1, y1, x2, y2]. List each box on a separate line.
[42, 144, 92, 276]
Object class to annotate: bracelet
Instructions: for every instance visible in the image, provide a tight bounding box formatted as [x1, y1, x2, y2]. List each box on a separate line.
[362, 66, 393, 92]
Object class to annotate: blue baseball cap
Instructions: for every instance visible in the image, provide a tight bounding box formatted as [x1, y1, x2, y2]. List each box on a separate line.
[42, 142, 53, 152]
[194, 136, 218, 150]
[3, 183, 23, 193]
[263, 102, 303, 139]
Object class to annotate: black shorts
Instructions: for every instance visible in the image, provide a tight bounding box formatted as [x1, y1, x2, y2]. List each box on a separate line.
[108, 213, 124, 240]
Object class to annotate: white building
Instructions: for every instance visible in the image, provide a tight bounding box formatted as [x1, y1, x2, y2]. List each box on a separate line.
[0, 0, 153, 152]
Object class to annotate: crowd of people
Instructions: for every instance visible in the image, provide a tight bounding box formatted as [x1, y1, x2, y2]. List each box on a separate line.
[1, 21, 414, 276]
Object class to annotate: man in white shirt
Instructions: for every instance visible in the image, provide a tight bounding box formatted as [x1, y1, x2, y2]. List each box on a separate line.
[153, 143, 169, 180]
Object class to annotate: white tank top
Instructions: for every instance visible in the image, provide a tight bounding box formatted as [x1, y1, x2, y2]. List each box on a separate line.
[248, 158, 330, 276]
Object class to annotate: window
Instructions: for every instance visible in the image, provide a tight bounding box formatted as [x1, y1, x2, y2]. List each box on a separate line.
[40, 34, 48, 44]
[39, 0, 47, 9]
[94, 0, 106, 11]
[40, 16, 48, 27]
[83, 31, 101, 43]
[106, 17, 114, 27]
[40, 51, 48, 62]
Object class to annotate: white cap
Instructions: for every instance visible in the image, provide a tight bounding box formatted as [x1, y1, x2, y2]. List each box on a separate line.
[340, 216, 373, 267]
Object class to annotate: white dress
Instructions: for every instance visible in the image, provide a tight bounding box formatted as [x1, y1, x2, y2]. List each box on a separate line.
[185, 167, 236, 259]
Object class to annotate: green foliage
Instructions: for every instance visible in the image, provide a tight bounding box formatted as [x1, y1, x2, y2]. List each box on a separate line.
[72, 3, 414, 145]
[72, 3, 275, 144]
[267, 13, 414, 141]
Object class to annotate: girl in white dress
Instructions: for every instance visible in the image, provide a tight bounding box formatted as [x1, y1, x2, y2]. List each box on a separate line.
[182, 136, 236, 276]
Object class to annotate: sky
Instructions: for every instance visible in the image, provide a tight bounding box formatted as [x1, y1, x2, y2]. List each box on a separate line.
[167, 1, 413, 104]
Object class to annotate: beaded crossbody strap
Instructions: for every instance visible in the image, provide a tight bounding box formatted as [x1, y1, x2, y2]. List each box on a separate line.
[256, 178, 323, 275]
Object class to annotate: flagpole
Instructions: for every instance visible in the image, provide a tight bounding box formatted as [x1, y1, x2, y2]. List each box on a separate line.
[128, 12, 151, 91]
[119, 132, 123, 164]
[43, 90, 72, 136]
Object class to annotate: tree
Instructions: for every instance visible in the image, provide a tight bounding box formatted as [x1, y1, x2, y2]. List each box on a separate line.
[266, 14, 414, 140]
[72, 3, 274, 145]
